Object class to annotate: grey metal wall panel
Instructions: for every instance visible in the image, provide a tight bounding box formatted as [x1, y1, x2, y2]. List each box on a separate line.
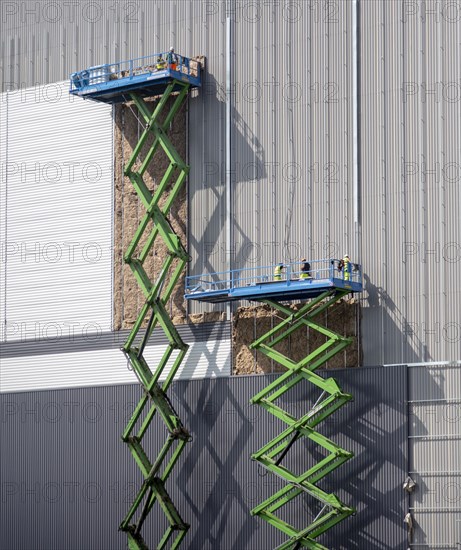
[0, 96, 6, 341]
[2, 0, 460, 359]
[0, 366, 407, 549]
[231, 2, 355, 270]
[408, 363, 461, 547]
[360, 0, 461, 365]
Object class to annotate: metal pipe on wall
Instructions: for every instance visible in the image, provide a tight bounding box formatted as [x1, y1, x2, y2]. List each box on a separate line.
[352, 0, 361, 260]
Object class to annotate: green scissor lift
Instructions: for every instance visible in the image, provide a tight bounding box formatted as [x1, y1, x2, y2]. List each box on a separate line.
[70, 53, 202, 549]
[185, 263, 362, 548]
[72, 52, 361, 549]
[118, 84, 192, 550]
[249, 292, 355, 549]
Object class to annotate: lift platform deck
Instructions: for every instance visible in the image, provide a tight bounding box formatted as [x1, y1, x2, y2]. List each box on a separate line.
[69, 51, 202, 104]
[185, 258, 362, 303]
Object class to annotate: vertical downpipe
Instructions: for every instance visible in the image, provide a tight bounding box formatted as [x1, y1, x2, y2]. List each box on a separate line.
[352, 0, 361, 257]
[226, 9, 233, 329]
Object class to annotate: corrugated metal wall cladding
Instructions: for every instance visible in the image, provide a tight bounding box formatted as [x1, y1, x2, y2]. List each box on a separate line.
[0, 99, 7, 341]
[0, 336, 231, 393]
[410, 403, 460, 437]
[0, 321, 231, 359]
[360, 0, 461, 365]
[411, 472, 461, 509]
[1, 82, 114, 343]
[1, 1, 460, 357]
[410, 439, 460, 472]
[411, 513, 461, 547]
[0, 366, 407, 549]
[231, 2, 355, 274]
[408, 363, 461, 401]
[407, 363, 461, 547]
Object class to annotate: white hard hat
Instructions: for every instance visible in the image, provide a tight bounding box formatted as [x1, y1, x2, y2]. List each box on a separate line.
[344, 254, 349, 258]
[169, 46, 174, 51]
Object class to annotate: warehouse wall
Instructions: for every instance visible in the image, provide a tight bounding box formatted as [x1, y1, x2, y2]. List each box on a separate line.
[1, 3, 460, 363]
[360, 0, 461, 365]
[0, 322, 231, 392]
[407, 362, 461, 548]
[0, 366, 407, 550]
[0, 81, 114, 343]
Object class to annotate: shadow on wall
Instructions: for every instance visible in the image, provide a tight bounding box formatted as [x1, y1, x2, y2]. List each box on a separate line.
[0, 369, 407, 550]
[319, 370, 408, 549]
[188, 71, 267, 281]
[115, 70, 268, 321]
[362, 272, 429, 364]
[169, 367, 407, 549]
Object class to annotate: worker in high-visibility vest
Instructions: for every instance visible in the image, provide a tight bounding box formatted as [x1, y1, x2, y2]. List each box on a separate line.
[156, 56, 166, 70]
[343, 254, 351, 281]
[299, 258, 311, 280]
[274, 263, 285, 281]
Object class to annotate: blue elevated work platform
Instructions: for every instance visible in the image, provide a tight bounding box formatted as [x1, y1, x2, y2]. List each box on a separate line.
[185, 258, 362, 303]
[69, 51, 202, 104]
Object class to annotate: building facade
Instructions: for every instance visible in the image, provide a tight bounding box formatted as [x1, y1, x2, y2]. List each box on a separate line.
[1, 1, 460, 547]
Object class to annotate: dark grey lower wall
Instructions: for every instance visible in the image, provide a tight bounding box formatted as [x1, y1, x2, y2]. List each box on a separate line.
[0, 367, 407, 550]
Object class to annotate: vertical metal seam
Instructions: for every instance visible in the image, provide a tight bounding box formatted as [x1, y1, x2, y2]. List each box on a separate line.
[421, 6, 428, 363]
[401, 5, 407, 364]
[352, 1, 360, 237]
[405, 363, 411, 534]
[381, 2, 387, 366]
[439, 9, 446, 361]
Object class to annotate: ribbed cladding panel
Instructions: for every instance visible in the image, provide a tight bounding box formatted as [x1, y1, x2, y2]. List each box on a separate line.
[0, 96, 6, 341]
[403, 2, 425, 364]
[187, 4, 227, 315]
[0, 366, 407, 550]
[0, 323, 231, 392]
[441, 3, 461, 363]
[231, 3, 355, 274]
[4, 1, 461, 356]
[408, 363, 461, 547]
[382, 3, 408, 365]
[0, 320, 230, 358]
[1, 0, 229, 316]
[2, 81, 113, 343]
[360, 0, 385, 365]
[325, 2, 354, 262]
[360, 0, 461, 365]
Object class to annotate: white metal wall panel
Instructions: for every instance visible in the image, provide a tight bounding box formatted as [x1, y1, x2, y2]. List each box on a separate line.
[0, 337, 231, 393]
[1, 81, 113, 343]
[408, 362, 461, 548]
